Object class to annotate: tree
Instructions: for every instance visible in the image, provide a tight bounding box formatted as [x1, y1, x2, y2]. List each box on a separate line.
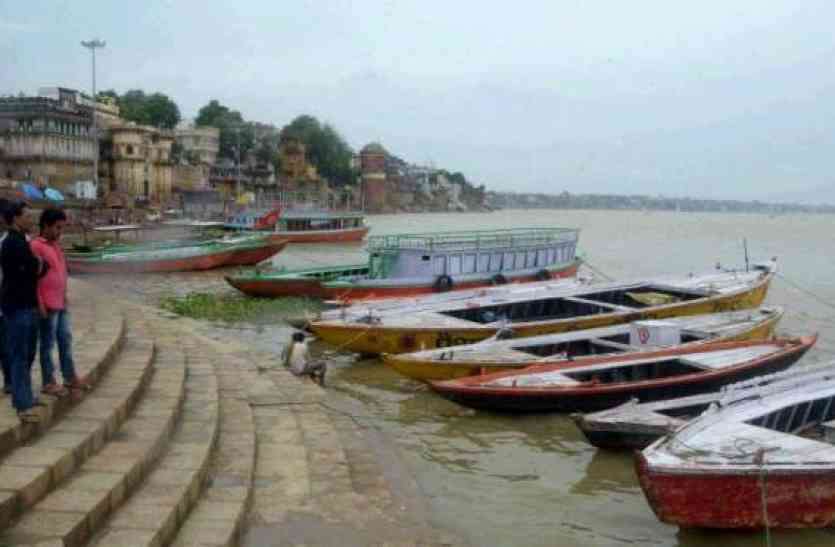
[195, 100, 253, 161]
[115, 89, 181, 129]
[280, 115, 354, 184]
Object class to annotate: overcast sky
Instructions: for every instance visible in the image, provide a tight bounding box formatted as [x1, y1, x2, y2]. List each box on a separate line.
[2, 1, 834, 201]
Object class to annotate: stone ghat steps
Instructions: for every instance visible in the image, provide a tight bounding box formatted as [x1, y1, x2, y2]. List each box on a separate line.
[0, 300, 125, 460]
[89, 329, 221, 547]
[0, 313, 168, 546]
[168, 350, 256, 547]
[0, 315, 149, 532]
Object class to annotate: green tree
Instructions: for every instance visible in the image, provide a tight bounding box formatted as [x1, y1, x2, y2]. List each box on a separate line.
[280, 115, 354, 184]
[116, 89, 181, 129]
[195, 100, 253, 161]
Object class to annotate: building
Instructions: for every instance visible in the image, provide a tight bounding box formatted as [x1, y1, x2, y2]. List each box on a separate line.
[100, 123, 175, 202]
[0, 87, 97, 191]
[174, 122, 220, 166]
[359, 142, 387, 212]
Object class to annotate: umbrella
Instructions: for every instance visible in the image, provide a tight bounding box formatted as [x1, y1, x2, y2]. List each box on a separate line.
[21, 183, 44, 200]
[44, 188, 65, 202]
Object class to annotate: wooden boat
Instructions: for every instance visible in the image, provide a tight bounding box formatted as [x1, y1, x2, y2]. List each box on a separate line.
[429, 336, 816, 413]
[226, 227, 580, 300]
[68, 235, 287, 274]
[636, 362, 835, 529]
[310, 263, 777, 355]
[226, 264, 370, 299]
[574, 361, 811, 450]
[383, 307, 784, 382]
[225, 208, 369, 243]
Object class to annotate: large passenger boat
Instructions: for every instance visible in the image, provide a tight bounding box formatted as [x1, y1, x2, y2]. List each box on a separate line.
[224, 207, 369, 243]
[309, 262, 777, 355]
[226, 227, 581, 301]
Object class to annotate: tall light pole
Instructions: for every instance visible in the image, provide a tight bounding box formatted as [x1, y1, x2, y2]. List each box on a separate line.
[81, 38, 105, 188]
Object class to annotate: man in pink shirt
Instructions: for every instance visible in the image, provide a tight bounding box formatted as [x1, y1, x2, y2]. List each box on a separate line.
[31, 208, 89, 396]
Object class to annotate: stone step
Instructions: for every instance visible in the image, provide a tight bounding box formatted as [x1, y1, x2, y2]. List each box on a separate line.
[90, 336, 220, 547]
[0, 320, 150, 531]
[168, 350, 256, 547]
[0, 305, 125, 460]
[0, 323, 184, 547]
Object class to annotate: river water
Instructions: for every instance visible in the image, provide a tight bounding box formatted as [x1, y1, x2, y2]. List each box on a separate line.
[95, 209, 835, 547]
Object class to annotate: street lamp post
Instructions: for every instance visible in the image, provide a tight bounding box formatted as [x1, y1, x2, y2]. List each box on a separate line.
[236, 127, 242, 199]
[81, 38, 105, 188]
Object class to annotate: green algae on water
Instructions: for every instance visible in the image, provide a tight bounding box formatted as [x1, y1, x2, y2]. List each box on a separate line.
[160, 292, 322, 323]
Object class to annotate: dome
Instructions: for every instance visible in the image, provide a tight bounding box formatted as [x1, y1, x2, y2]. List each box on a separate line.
[361, 142, 386, 155]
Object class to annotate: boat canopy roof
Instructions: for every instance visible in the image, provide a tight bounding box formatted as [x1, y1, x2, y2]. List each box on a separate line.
[280, 209, 365, 220]
[367, 227, 578, 253]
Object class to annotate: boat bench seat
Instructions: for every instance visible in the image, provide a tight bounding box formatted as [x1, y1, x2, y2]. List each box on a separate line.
[563, 296, 636, 312]
[823, 420, 835, 444]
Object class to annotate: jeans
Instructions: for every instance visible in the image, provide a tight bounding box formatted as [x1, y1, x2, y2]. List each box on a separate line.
[39, 309, 77, 385]
[0, 316, 9, 391]
[6, 308, 38, 411]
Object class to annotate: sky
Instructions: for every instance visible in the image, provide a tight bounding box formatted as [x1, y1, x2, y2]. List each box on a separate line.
[2, 1, 835, 201]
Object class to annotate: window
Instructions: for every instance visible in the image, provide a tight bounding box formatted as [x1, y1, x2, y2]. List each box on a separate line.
[490, 253, 503, 272]
[525, 251, 535, 267]
[433, 256, 446, 275]
[503, 252, 515, 271]
[478, 253, 491, 272]
[422, 255, 431, 261]
[537, 249, 547, 266]
[463, 254, 477, 274]
[449, 255, 462, 275]
[518, 252, 528, 268]
[126, 144, 134, 155]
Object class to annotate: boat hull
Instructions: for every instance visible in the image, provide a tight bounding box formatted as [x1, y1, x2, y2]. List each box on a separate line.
[228, 258, 580, 301]
[429, 338, 812, 413]
[636, 454, 835, 528]
[69, 251, 233, 274]
[273, 226, 369, 243]
[326, 260, 581, 302]
[69, 240, 287, 274]
[223, 241, 288, 267]
[384, 309, 782, 382]
[311, 273, 774, 355]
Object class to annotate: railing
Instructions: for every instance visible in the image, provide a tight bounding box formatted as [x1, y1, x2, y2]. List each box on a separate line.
[367, 227, 579, 252]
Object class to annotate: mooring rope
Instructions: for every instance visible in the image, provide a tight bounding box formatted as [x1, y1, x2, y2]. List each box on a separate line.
[756, 449, 772, 547]
[776, 273, 835, 311]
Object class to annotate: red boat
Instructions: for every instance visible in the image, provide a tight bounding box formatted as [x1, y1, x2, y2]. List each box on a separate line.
[429, 337, 816, 413]
[637, 362, 835, 529]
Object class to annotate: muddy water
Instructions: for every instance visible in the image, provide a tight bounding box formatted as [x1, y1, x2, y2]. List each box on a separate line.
[92, 210, 835, 547]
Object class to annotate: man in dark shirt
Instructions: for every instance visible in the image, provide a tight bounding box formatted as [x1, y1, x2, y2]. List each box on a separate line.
[1, 201, 48, 421]
[0, 198, 10, 394]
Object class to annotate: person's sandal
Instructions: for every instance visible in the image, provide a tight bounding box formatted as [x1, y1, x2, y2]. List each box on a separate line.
[42, 383, 69, 397]
[17, 408, 41, 423]
[65, 377, 92, 392]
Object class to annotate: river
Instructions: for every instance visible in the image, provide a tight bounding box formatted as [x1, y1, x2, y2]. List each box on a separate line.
[93, 209, 835, 547]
